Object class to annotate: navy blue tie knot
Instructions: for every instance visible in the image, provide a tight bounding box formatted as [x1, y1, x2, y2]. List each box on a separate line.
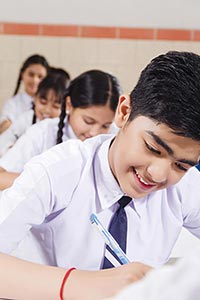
[118, 195, 132, 208]
[102, 195, 132, 269]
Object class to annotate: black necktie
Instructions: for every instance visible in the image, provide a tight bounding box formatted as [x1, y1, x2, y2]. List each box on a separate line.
[102, 195, 132, 269]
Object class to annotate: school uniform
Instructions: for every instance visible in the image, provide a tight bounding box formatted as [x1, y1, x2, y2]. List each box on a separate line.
[0, 117, 118, 173]
[0, 92, 33, 123]
[104, 247, 200, 300]
[0, 117, 76, 173]
[0, 134, 200, 269]
[0, 110, 35, 157]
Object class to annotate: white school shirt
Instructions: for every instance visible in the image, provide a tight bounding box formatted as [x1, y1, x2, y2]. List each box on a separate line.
[0, 118, 118, 173]
[1, 134, 200, 269]
[0, 110, 35, 157]
[0, 92, 33, 123]
[0, 117, 76, 172]
[104, 246, 200, 300]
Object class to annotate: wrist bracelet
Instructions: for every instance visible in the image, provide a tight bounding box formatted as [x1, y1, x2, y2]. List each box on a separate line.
[60, 267, 76, 300]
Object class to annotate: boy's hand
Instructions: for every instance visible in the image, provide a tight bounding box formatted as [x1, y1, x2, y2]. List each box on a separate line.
[64, 262, 152, 300]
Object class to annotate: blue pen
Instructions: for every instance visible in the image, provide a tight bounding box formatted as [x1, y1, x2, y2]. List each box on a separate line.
[90, 213, 130, 265]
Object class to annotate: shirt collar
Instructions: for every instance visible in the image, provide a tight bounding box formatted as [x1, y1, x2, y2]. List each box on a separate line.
[23, 91, 33, 100]
[94, 135, 124, 210]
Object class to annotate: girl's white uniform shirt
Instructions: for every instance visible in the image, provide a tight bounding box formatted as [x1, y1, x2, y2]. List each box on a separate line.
[0, 110, 35, 157]
[0, 118, 118, 173]
[0, 135, 200, 269]
[0, 92, 33, 123]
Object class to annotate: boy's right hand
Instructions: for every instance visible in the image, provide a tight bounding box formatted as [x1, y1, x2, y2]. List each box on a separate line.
[64, 262, 152, 300]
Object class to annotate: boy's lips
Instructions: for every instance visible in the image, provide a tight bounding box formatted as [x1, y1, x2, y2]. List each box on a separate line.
[133, 168, 156, 189]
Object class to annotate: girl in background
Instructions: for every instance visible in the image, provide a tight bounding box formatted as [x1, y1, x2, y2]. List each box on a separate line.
[0, 69, 121, 190]
[0, 75, 66, 157]
[0, 54, 49, 133]
[49, 66, 71, 87]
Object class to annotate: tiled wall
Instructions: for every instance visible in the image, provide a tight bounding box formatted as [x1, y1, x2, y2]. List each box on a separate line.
[1, 22, 200, 112]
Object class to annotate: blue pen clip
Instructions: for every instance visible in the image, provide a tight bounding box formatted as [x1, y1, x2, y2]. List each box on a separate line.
[90, 213, 130, 265]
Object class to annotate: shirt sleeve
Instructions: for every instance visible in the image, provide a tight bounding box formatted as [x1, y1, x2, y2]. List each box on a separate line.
[0, 160, 54, 254]
[177, 168, 200, 238]
[0, 125, 18, 157]
[0, 122, 44, 173]
[0, 98, 16, 123]
[0, 112, 32, 157]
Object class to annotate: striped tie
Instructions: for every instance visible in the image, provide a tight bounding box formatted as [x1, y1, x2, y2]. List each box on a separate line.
[102, 195, 132, 269]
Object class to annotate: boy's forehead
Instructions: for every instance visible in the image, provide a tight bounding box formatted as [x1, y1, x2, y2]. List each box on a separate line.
[130, 116, 199, 140]
[126, 116, 200, 162]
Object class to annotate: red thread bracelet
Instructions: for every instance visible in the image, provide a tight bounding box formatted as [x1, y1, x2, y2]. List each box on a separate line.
[60, 267, 76, 300]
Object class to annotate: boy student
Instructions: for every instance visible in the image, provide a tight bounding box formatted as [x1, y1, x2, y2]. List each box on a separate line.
[0, 51, 200, 272]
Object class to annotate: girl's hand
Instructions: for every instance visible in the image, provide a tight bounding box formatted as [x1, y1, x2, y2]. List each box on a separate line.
[0, 119, 12, 133]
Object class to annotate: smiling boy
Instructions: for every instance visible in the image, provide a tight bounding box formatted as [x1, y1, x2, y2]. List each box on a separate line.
[0, 51, 200, 270]
[110, 114, 200, 198]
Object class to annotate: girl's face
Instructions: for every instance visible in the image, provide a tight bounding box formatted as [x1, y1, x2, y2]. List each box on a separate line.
[67, 101, 115, 141]
[109, 95, 200, 199]
[34, 89, 61, 120]
[22, 64, 47, 96]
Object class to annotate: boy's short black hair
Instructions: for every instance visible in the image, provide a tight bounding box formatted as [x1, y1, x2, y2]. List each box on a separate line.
[129, 51, 200, 141]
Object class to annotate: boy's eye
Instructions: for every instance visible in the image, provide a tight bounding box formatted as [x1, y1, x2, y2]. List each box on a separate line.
[174, 162, 188, 172]
[145, 141, 161, 155]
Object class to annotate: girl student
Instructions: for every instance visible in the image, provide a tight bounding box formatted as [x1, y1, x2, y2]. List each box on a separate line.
[0, 74, 66, 158]
[0, 54, 49, 133]
[0, 69, 121, 190]
[49, 66, 71, 86]
[1, 51, 200, 271]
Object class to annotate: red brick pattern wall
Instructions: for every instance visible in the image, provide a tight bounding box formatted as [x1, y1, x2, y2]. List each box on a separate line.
[0, 22, 200, 41]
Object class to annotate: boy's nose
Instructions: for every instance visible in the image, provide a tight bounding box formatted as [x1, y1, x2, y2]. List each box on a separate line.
[147, 160, 169, 184]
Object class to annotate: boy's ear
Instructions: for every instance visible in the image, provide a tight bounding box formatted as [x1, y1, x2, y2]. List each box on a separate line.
[66, 96, 72, 113]
[115, 95, 131, 128]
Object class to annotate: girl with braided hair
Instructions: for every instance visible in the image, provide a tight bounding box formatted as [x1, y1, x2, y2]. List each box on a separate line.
[56, 69, 121, 144]
[0, 69, 121, 191]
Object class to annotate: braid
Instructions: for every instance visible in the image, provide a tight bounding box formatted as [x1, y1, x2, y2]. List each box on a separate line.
[32, 102, 37, 124]
[13, 74, 22, 96]
[56, 92, 68, 144]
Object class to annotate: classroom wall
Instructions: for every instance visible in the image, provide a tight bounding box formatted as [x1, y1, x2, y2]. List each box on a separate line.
[1, 0, 200, 111]
[1, 0, 200, 29]
[1, 34, 200, 112]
